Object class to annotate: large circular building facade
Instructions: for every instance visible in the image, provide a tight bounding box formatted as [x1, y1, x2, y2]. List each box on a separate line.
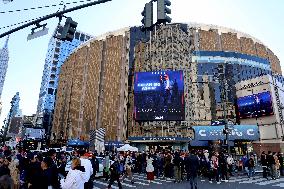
[52, 23, 283, 152]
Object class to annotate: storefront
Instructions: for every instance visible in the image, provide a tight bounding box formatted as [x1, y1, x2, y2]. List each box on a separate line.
[128, 137, 192, 151]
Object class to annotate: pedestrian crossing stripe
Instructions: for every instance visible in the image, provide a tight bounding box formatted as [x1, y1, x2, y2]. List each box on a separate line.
[94, 174, 172, 189]
[133, 177, 163, 184]
[124, 178, 149, 186]
[239, 177, 269, 183]
[94, 180, 119, 189]
[256, 178, 284, 185]
[229, 175, 263, 181]
[273, 183, 284, 187]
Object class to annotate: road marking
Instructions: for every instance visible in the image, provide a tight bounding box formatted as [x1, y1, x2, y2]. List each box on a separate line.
[273, 183, 284, 187]
[228, 175, 261, 182]
[125, 178, 150, 186]
[134, 177, 162, 184]
[94, 180, 119, 189]
[256, 178, 284, 185]
[239, 178, 268, 183]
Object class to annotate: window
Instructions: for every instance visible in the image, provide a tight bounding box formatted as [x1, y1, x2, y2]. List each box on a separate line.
[48, 88, 54, 95]
[54, 54, 59, 59]
[80, 34, 85, 41]
[75, 32, 80, 40]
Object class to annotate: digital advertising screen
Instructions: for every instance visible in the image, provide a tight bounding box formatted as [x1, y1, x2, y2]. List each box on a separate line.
[237, 91, 274, 119]
[134, 70, 184, 121]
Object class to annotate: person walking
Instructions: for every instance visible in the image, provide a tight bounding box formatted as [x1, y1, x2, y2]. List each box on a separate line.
[219, 153, 228, 182]
[121, 154, 134, 184]
[107, 157, 122, 189]
[26, 154, 44, 189]
[47, 149, 61, 189]
[186, 150, 200, 189]
[210, 152, 220, 184]
[173, 151, 182, 183]
[41, 157, 54, 189]
[146, 154, 155, 183]
[260, 151, 268, 179]
[78, 150, 93, 189]
[8, 158, 20, 189]
[248, 155, 255, 179]
[60, 158, 86, 189]
[0, 157, 14, 189]
[267, 151, 276, 179]
[274, 152, 280, 179]
[103, 152, 110, 181]
[278, 152, 284, 176]
[226, 154, 234, 176]
[164, 152, 172, 179]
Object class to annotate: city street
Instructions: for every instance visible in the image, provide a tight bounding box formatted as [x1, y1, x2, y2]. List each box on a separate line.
[93, 173, 284, 189]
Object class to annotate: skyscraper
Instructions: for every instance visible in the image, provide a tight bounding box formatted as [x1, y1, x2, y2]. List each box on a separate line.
[36, 26, 92, 139]
[3, 92, 20, 138]
[0, 36, 9, 98]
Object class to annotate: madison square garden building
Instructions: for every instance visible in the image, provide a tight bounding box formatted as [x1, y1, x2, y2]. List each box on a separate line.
[52, 23, 284, 154]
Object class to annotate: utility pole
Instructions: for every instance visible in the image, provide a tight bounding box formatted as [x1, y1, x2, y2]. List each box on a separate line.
[218, 64, 230, 153]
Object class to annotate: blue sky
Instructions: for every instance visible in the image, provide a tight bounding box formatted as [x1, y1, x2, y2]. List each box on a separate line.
[0, 0, 283, 126]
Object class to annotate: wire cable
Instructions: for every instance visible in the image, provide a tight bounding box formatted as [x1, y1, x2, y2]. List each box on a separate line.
[0, 16, 44, 30]
[0, 0, 97, 30]
[0, 0, 96, 14]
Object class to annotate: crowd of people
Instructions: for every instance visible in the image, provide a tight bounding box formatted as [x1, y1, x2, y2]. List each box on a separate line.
[0, 146, 284, 189]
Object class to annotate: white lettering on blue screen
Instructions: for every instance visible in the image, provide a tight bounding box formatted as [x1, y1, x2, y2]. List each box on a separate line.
[137, 82, 161, 91]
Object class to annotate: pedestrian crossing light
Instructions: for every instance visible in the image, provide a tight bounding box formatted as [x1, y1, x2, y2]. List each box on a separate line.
[60, 17, 78, 42]
[141, 2, 153, 30]
[157, 0, 171, 24]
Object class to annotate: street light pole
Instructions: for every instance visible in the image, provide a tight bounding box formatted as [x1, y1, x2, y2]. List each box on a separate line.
[218, 63, 230, 154]
[223, 79, 230, 154]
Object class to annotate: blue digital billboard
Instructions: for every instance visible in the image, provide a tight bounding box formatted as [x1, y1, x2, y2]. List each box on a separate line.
[237, 91, 274, 119]
[134, 71, 184, 121]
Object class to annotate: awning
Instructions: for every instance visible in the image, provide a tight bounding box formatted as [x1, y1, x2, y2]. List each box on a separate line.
[128, 136, 192, 143]
[67, 139, 89, 147]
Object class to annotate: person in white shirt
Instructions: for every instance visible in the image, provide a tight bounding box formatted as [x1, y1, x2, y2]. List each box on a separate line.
[227, 155, 234, 176]
[78, 150, 93, 189]
[61, 158, 87, 189]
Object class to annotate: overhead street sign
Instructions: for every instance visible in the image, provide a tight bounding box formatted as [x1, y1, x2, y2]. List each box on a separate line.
[27, 27, 49, 41]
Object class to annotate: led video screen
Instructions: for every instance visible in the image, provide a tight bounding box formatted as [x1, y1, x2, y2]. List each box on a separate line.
[237, 91, 274, 119]
[134, 71, 184, 121]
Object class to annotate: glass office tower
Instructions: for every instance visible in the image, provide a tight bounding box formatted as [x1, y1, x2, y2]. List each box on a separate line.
[37, 26, 92, 139]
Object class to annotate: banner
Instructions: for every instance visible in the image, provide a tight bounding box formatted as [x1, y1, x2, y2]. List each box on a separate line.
[194, 125, 259, 141]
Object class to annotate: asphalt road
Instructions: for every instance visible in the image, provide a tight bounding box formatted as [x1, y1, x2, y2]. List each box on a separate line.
[93, 173, 284, 189]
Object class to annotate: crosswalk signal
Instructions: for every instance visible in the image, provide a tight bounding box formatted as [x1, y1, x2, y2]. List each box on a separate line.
[141, 2, 153, 30]
[60, 17, 78, 42]
[157, 0, 171, 24]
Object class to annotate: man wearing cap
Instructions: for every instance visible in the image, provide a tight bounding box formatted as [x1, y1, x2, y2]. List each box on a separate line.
[78, 150, 93, 189]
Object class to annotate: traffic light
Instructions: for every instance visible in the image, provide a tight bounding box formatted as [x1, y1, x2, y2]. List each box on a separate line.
[217, 64, 224, 74]
[223, 128, 229, 134]
[157, 0, 171, 24]
[60, 17, 78, 42]
[141, 2, 153, 30]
